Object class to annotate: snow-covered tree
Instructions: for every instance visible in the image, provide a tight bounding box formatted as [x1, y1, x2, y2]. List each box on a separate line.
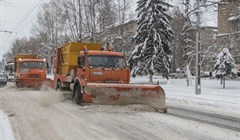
[214, 48, 236, 75]
[214, 48, 236, 88]
[128, 0, 174, 83]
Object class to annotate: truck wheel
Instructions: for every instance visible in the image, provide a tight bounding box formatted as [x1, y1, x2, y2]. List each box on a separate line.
[73, 84, 84, 106]
[56, 81, 62, 91]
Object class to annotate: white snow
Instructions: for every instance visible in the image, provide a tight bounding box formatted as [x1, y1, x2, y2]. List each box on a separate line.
[214, 48, 236, 75]
[0, 111, 15, 140]
[131, 76, 240, 116]
[228, 15, 240, 21]
[47, 74, 240, 115]
[39, 74, 240, 116]
[47, 74, 54, 80]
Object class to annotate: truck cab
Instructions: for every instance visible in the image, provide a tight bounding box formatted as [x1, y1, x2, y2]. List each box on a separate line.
[77, 50, 130, 84]
[15, 54, 48, 88]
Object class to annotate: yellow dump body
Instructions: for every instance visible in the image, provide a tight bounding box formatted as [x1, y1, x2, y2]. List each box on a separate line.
[59, 42, 102, 75]
[14, 54, 38, 71]
[15, 54, 38, 60]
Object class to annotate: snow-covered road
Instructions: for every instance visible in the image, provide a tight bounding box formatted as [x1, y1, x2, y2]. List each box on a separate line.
[0, 77, 239, 140]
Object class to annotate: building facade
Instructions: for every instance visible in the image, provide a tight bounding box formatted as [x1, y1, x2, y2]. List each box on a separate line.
[217, 0, 240, 63]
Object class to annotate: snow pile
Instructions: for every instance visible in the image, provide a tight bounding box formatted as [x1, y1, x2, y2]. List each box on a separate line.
[47, 74, 54, 80]
[131, 76, 240, 115]
[0, 111, 15, 140]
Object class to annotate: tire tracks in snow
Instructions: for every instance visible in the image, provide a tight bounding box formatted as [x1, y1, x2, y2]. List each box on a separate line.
[167, 105, 240, 132]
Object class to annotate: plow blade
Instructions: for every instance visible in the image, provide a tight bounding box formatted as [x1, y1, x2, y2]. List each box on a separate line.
[84, 83, 167, 112]
[16, 78, 52, 89]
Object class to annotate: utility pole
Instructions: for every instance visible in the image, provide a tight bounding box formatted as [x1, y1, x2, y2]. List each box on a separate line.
[195, 0, 201, 95]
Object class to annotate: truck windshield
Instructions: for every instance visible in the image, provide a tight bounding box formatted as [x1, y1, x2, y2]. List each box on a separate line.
[88, 55, 126, 68]
[20, 62, 45, 69]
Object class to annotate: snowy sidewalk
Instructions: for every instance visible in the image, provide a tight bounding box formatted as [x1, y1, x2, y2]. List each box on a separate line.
[0, 110, 15, 140]
[131, 76, 240, 115]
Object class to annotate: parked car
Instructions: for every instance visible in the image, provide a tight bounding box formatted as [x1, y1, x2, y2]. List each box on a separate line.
[0, 73, 7, 87]
[200, 71, 210, 78]
[169, 71, 186, 79]
[7, 73, 15, 81]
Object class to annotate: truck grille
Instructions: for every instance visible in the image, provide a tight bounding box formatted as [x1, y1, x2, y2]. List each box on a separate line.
[28, 74, 41, 78]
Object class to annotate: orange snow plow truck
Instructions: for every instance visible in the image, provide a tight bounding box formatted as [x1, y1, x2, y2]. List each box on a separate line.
[14, 54, 51, 88]
[53, 42, 167, 112]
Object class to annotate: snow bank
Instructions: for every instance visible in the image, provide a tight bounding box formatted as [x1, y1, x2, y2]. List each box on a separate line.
[131, 76, 240, 116]
[0, 110, 15, 140]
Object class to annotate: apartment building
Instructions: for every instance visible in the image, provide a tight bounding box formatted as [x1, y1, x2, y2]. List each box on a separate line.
[217, 0, 240, 63]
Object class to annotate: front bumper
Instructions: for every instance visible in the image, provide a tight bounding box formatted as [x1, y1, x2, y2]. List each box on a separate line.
[16, 78, 46, 88]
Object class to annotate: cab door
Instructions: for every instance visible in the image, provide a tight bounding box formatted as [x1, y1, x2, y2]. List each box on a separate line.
[77, 56, 87, 80]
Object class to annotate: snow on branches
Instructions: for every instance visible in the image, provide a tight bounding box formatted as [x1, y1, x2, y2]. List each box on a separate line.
[214, 48, 236, 76]
[128, 0, 174, 82]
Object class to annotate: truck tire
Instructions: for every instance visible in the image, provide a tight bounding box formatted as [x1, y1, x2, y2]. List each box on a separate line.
[73, 84, 84, 106]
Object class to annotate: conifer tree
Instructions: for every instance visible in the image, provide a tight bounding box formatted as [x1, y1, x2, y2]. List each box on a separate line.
[214, 48, 236, 88]
[214, 48, 236, 76]
[128, 0, 174, 83]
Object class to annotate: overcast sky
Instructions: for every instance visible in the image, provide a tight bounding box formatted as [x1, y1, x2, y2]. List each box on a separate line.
[0, 0, 44, 61]
[0, 0, 217, 62]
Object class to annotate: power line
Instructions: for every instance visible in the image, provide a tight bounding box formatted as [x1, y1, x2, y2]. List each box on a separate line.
[0, 30, 12, 34]
[1, 0, 45, 60]
[0, 20, 32, 26]
[10, 0, 40, 33]
[10, 8, 42, 39]
[6, 6, 44, 48]
[4, 0, 42, 45]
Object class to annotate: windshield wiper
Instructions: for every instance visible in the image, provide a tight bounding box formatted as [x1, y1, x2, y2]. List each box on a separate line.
[107, 64, 117, 69]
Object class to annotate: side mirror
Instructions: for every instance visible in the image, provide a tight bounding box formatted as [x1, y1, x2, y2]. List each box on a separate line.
[46, 63, 50, 68]
[126, 63, 130, 68]
[78, 66, 86, 72]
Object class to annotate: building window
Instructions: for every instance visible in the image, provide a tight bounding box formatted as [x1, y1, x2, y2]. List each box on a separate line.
[237, 23, 240, 31]
[237, 5, 240, 14]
